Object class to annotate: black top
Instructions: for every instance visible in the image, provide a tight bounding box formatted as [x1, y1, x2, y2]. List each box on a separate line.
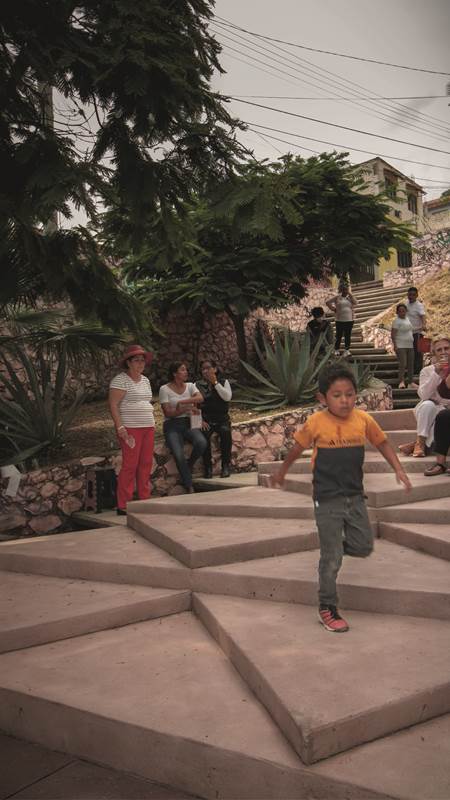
[307, 319, 333, 347]
[197, 378, 230, 423]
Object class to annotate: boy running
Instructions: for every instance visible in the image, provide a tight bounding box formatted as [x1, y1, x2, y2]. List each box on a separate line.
[270, 363, 411, 633]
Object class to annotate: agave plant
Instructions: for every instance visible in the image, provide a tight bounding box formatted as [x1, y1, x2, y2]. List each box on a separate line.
[0, 342, 85, 467]
[342, 357, 383, 393]
[236, 329, 334, 411]
[0, 309, 127, 467]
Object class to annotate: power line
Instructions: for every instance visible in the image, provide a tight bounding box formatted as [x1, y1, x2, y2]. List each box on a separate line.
[214, 22, 450, 139]
[233, 99, 450, 154]
[243, 121, 450, 171]
[215, 15, 450, 76]
[231, 94, 449, 101]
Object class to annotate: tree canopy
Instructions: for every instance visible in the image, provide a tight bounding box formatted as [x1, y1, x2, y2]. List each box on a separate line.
[1, 0, 242, 328]
[123, 152, 412, 362]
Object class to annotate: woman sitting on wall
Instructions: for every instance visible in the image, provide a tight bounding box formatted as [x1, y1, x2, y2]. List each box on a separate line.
[408, 337, 450, 471]
[109, 344, 155, 515]
[159, 362, 207, 493]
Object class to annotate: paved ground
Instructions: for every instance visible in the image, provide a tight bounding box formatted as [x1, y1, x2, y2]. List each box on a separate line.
[0, 733, 198, 799]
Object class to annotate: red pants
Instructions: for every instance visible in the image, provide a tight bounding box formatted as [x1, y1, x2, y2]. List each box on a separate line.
[117, 427, 155, 510]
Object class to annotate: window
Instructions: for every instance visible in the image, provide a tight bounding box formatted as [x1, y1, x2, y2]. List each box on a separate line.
[407, 194, 418, 214]
[397, 248, 412, 268]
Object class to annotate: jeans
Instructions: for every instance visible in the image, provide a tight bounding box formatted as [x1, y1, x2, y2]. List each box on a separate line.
[397, 347, 414, 385]
[335, 321, 353, 351]
[413, 332, 424, 374]
[202, 419, 232, 471]
[433, 408, 450, 457]
[163, 417, 207, 489]
[314, 494, 374, 606]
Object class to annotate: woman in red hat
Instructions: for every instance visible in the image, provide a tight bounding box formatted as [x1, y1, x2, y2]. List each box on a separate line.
[109, 344, 155, 514]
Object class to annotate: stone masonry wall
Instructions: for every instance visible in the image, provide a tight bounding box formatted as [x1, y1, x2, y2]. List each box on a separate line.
[1, 384, 392, 537]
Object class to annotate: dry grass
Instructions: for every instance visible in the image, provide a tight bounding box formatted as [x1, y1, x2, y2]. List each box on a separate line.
[61, 397, 286, 464]
[378, 269, 450, 339]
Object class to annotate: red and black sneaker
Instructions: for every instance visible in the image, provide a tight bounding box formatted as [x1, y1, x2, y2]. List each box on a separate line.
[318, 605, 349, 633]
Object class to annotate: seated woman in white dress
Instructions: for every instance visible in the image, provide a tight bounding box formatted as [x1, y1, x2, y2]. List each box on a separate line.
[411, 337, 450, 467]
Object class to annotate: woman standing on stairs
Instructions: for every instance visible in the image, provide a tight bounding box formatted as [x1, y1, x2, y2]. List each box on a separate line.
[391, 304, 414, 389]
[326, 282, 357, 357]
[109, 344, 155, 515]
[411, 337, 450, 470]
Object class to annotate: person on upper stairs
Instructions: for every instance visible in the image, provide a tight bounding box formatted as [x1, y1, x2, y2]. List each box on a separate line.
[405, 286, 427, 380]
[326, 282, 357, 358]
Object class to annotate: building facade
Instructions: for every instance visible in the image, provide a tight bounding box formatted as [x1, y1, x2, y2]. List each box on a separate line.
[355, 157, 424, 282]
[423, 195, 450, 233]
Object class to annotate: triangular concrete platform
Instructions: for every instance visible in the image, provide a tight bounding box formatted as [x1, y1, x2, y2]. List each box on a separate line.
[127, 513, 318, 567]
[194, 593, 450, 764]
[1, 420, 450, 798]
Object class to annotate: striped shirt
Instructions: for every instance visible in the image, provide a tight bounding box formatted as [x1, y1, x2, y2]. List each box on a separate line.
[109, 372, 155, 428]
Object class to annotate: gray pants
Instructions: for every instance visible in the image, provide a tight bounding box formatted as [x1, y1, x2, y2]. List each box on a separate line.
[314, 495, 374, 607]
[397, 347, 414, 385]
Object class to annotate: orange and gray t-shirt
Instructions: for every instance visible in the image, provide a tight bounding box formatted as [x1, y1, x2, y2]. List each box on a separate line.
[294, 409, 387, 500]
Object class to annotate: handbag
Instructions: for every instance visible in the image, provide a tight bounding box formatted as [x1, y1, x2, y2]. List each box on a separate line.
[417, 336, 431, 353]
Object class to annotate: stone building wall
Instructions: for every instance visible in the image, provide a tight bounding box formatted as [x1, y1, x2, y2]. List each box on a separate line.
[1, 384, 392, 538]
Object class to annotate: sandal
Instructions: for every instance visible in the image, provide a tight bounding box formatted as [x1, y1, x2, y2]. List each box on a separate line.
[412, 440, 426, 458]
[398, 381, 406, 389]
[398, 441, 415, 456]
[424, 463, 447, 476]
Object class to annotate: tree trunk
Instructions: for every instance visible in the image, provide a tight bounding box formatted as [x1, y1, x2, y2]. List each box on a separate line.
[228, 311, 248, 382]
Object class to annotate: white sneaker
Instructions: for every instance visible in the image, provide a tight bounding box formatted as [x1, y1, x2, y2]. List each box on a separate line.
[334, 350, 341, 356]
[343, 349, 352, 357]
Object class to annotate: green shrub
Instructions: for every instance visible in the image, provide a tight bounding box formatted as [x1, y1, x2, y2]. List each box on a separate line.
[236, 329, 333, 411]
[0, 342, 85, 467]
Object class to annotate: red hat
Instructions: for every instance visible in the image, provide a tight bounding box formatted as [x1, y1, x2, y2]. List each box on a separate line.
[118, 344, 153, 368]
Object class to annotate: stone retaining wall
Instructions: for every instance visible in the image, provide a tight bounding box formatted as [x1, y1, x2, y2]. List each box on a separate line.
[1, 384, 392, 537]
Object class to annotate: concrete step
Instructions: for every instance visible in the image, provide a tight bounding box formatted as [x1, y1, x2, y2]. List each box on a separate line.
[192, 472, 258, 492]
[393, 398, 419, 409]
[129, 486, 317, 519]
[379, 522, 450, 561]
[369, 409, 416, 430]
[194, 593, 450, 764]
[194, 540, 450, 619]
[127, 513, 318, 568]
[275, 471, 450, 507]
[377, 496, 450, 525]
[0, 526, 191, 590]
[0, 614, 316, 800]
[0, 571, 190, 654]
[257, 453, 436, 475]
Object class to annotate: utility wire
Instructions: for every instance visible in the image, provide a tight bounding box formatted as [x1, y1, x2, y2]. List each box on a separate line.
[231, 94, 449, 101]
[213, 22, 450, 139]
[215, 15, 450, 76]
[243, 121, 450, 171]
[218, 36, 450, 144]
[233, 99, 450, 154]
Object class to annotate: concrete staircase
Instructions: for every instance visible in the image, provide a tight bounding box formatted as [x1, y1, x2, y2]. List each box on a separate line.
[328, 280, 418, 409]
[0, 408, 449, 799]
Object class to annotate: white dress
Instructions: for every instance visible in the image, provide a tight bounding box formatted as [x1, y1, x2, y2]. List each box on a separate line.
[415, 365, 450, 445]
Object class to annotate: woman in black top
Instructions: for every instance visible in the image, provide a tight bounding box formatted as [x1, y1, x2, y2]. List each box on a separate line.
[196, 360, 233, 478]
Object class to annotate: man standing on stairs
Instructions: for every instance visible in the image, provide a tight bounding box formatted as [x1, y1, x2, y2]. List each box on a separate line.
[406, 287, 427, 380]
[326, 282, 357, 357]
[270, 363, 411, 633]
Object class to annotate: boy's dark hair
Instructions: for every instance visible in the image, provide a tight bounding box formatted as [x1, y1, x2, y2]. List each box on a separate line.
[200, 359, 217, 369]
[396, 303, 407, 312]
[318, 363, 357, 395]
[311, 306, 324, 318]
[408, 286, 418, 294]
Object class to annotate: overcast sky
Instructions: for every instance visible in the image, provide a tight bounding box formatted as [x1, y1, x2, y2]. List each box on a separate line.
[210, 0, 450, 199]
